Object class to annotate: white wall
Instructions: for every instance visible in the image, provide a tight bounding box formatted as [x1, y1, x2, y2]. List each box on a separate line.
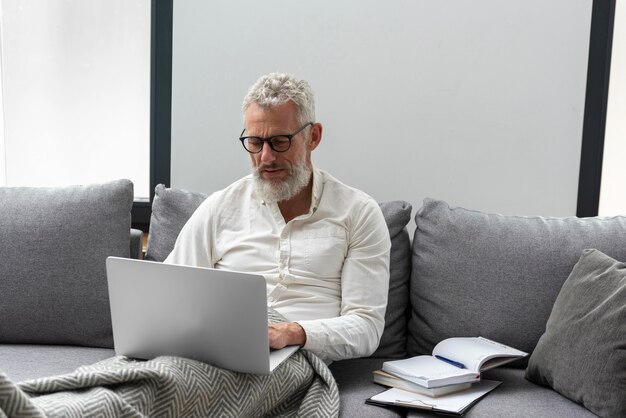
[171, 0, 592, 221]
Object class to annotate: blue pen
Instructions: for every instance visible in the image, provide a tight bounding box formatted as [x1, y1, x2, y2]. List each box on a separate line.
[435, 355, 466, 369]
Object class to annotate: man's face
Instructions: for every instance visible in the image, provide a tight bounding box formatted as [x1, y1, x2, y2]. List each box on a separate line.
[244, 101, 311, 179]
[244, 101, 318, 202]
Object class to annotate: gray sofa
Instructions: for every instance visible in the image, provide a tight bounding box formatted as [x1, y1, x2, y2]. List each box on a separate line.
[1, 181, 624, 417]
[0, 180, 141, 381]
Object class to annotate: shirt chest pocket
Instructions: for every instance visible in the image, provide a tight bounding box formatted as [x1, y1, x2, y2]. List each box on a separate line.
[292, 225, 348, 278]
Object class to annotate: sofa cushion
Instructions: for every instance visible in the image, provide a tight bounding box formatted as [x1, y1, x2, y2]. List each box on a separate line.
[408, 198, 626, 361]
[0, 180, 133, 347]
[329, 360, 596, 418]
[329, 358, 403, 418]
[404, 367, 596, 417]
[145, 184, 207, 262]
[0, 345, 115, 383]
[371, 201, 412, 358]
[525, 249, 626, 418]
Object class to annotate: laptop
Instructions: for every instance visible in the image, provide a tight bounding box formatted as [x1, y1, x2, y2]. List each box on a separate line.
[105, 257, 298, 374]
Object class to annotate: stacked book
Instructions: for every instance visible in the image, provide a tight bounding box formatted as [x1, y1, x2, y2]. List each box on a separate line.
[368, 337, 527, 413]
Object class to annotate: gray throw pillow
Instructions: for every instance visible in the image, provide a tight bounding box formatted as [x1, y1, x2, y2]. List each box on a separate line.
[371, 201, 412, 358]
[0, 179, 133, 347]
[408, 198, 626, 362]
[525, 249, 626, 418]
[145, 184, 208, 262]
[146, 185, 412, 357]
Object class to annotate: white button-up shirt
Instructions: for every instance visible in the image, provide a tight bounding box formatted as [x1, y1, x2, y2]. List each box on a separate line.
[165, 167, 391, 362]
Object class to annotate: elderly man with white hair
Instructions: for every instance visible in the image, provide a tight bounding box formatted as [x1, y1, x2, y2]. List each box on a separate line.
[166, 73, 391, 362]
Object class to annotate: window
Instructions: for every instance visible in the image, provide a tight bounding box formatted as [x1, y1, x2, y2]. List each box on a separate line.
[598, 0, 626, 215]
[0, 0, 151, 200]
[0, 0, 172, 229]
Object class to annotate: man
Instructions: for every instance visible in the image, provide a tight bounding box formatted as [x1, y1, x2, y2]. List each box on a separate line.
[165, 73, 390, 362]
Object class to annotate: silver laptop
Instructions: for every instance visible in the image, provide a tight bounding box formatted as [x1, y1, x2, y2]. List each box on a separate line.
[106, 257, 298, 374]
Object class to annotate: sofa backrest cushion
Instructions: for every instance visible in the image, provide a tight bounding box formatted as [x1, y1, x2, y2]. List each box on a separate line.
[146, 185, 412, 358]
[408, 198, 626, 362]
[0, 179, 133, 347]
[371, 201, 412, 358]
[145, 184, 208, 262]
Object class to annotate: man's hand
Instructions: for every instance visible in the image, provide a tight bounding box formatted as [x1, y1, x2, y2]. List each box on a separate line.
[268, 322, 306, 349]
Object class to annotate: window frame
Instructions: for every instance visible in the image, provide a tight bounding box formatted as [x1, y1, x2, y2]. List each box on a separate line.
[577, 0, 616, 217]
[132, 0, 173, 231]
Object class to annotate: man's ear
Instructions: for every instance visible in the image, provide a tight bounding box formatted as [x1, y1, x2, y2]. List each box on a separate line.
[308, 123, 323, 151]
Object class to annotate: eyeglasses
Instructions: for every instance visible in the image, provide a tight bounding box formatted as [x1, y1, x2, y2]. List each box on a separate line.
[239, 122, 313, 153]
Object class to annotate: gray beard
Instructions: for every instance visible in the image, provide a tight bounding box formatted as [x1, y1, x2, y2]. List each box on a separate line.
[252, 156, 311, 204]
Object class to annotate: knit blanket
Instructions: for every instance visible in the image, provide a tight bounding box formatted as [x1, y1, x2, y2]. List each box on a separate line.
[0, 318, 339, 417]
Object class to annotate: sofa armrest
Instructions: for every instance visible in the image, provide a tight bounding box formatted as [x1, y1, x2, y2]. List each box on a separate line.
[130, 228, 144, 259]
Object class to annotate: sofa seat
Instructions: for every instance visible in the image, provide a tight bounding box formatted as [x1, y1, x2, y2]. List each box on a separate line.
[0, 344, 115, 383]
[445, 368, 599, 418]
[329, 359, 597, 418]
[330, 358, 402, 418]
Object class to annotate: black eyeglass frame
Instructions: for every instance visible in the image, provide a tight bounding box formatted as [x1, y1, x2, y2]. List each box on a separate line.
[239, 122, 313, 153]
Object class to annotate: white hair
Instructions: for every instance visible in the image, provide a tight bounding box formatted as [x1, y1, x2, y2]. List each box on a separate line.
[242, 73, 316, 124]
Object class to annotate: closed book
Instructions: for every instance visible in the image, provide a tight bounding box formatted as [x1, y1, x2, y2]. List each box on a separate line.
[372, 370, 471, 397]
[382, 336, 527, 388]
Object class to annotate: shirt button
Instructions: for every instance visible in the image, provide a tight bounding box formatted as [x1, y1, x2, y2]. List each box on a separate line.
[268, 297, 274, 302]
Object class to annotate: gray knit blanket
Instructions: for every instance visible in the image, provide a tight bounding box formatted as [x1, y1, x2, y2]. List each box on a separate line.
[0, 319, 339, 417]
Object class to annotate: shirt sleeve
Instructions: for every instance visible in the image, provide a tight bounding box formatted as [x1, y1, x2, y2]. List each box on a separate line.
[164, 198, 215, 268]
[295, 197, 391, 362]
